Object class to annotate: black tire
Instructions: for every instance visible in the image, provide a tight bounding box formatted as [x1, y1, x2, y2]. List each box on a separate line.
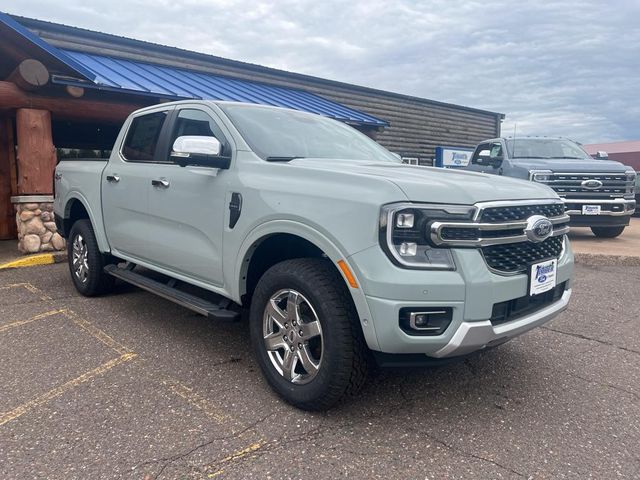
[67, 219, 116, 296]
[590, 226, 626, 238]
[249, 258, 371, 411]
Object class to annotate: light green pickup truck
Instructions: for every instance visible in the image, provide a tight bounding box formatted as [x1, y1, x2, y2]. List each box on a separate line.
[54, 101, 574, 410]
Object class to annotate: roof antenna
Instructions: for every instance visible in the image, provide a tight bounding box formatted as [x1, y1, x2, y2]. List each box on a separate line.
[513, 123, 517, 157]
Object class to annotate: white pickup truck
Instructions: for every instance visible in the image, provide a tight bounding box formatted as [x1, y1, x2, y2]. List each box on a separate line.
[54, 101, 574, 410]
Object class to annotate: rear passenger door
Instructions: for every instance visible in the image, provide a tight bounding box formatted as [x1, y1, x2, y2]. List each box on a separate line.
[102, 107, 173, 262]
[143, 106, 232, 287]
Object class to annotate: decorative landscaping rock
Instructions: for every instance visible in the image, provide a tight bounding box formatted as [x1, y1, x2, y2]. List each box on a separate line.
[20, 210, 35, 221]
[51, 232, 65, 250]
[14, 201, 66, 254]
[22, 234, 42, 253]
[25, 217, 46, 235]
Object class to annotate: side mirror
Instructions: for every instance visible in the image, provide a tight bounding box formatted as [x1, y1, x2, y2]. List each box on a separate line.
[595, 151, 609, 160]
[476, 155, 502, 167]
[170, 135, 231, 169]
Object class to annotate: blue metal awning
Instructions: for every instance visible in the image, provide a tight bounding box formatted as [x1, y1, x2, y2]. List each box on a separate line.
[0, 11, 388, 127]
[53, 50, 388, 127]
[0, 11, 96, 81]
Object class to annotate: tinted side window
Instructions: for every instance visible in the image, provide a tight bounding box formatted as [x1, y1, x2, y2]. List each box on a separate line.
[472, 143, 492, 163]
[490, 143, 503, 158]
[168, 109, 227, 154]
[122, 111, 168, 162]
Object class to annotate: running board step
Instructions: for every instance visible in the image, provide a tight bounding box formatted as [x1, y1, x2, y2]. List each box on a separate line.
[104, 264, 239, 320]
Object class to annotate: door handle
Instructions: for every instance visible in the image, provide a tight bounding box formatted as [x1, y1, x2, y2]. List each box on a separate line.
[106, 174, 120, 183]
[151, 179, 170, 188]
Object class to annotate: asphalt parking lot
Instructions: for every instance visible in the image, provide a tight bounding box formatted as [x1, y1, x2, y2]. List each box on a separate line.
[1, 262, 639, 479]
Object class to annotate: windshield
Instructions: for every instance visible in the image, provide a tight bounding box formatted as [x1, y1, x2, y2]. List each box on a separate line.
[506, 138, 590, 159]
[220, 104, 400, 162]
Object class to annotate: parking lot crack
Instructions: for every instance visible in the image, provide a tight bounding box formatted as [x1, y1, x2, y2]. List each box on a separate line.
[139, 411, 276, 479]
[542, 326, 640, 356]
[407, 427, 528, 478]
[562, 370, 639, 402]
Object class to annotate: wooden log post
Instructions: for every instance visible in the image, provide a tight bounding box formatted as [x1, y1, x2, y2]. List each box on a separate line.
[7, 59, 50, 90]
[15, 109, 57, 195]
[0, 117, 17, 239]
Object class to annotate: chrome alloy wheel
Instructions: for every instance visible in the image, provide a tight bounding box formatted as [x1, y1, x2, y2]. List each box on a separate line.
[71, 234, 89, 283]
[263, 289, 323, 384]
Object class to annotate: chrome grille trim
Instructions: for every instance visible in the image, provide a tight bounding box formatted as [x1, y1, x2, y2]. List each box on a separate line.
[430, 200, 570, 247]
[532, 172, 635, 199]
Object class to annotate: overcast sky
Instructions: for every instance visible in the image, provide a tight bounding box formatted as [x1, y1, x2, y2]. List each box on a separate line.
[5, 0, 640, 143]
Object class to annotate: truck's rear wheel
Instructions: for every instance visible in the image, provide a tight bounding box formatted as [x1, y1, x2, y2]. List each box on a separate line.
[590, 226, 626, 238]
[67, 219, 115, 296]
[249, 258, 370, 410]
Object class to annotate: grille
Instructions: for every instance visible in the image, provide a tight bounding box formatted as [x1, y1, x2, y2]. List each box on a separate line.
[491, 282, 567, 326]
[479, 203, 565, 222]
[441, 227, 524, 240]
[482, 236, 564, 273]
[541, 173, 633, 199]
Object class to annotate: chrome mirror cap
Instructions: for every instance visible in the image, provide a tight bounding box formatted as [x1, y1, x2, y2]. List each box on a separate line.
[172, 135, 221, 157]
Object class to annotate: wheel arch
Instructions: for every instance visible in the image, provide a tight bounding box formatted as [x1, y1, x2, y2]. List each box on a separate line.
[62, 193, 110, 252]
[234, 220, 380, 350]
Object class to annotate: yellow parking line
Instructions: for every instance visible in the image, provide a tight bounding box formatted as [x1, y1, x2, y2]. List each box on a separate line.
[0, 281, 52, 300]
[21, 282, 53, 301]
[0, 309, 65, 334]
[0, 283, 30, 290]
[207, 442, 265, 477]
[163, 379, 228, 424]
[61, 309, 131, 355]
[0, 352, 137, 427]
[0, 254, 56, 270]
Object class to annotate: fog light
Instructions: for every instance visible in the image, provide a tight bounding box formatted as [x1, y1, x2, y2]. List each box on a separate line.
[411, 313, 432, 328]
[399, 307, 453, 336]
[399, 242, 417, 256]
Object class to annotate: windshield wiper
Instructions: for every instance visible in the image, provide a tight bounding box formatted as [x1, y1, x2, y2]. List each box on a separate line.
[512, 156, 553, 159]
[265, 156, 306, 162]
[555, 156, 584, 159]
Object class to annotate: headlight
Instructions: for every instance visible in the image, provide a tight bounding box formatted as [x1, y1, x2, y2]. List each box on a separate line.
[379, 203, 475, 269]
[626, 170, 637, 195]
[529, 170, 553, 183]
[625, 170, 637, 182]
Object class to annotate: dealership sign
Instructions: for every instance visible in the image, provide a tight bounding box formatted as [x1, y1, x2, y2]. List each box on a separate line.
[435, 146, 474, 168]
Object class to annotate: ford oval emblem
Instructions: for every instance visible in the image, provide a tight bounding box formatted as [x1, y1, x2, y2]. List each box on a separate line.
[525, 215, 553, 243]
[581, 179, 603, 189]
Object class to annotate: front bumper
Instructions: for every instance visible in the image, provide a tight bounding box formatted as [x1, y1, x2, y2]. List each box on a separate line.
[431, 288, 571, 357]
[563, 198, 635, 227]
[348, 241, 573, 357]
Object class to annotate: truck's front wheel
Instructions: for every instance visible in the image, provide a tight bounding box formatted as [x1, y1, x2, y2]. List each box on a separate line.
[249, 258, 370, 410]
[590, 225, 626, 238]
[67, 219, 115, 296]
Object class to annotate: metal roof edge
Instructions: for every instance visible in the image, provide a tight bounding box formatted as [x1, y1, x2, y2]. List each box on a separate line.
[0, 11, 96, 81]
[8, 13, 504, 119]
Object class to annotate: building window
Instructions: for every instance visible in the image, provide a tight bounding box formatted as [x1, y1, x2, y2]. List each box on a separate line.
[402, 157, 420, 165]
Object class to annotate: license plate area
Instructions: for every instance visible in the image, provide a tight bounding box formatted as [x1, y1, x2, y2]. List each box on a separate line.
[529, 258, 557, 296]
[582, 205, 601, 215]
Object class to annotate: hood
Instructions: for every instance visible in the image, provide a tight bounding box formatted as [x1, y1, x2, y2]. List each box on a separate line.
[512, 157, 632, 173]
[286, 158, 558, 204]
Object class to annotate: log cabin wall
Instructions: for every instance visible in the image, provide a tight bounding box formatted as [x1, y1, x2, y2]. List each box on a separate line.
[19, 15, 503, 164]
